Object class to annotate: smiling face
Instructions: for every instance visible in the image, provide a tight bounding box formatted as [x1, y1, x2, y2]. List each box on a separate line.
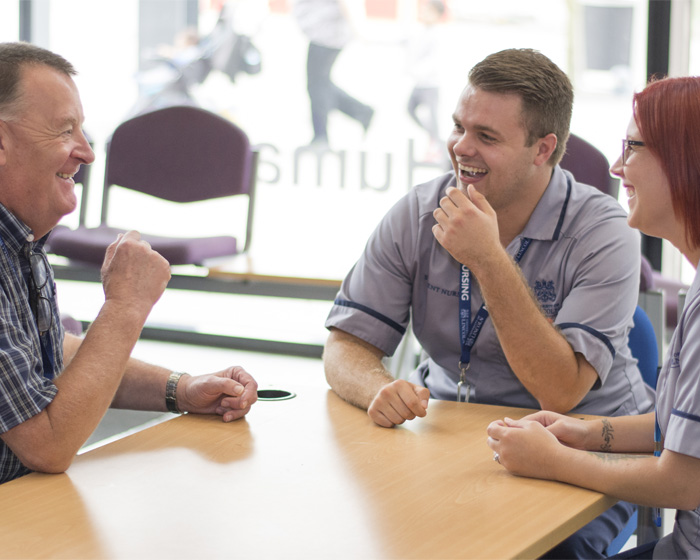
[447, 86, 555, 218]
[0, 64, 94, 238]
[610, 117, 680, 247]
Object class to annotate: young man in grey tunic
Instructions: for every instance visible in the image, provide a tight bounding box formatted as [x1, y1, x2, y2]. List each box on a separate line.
[324, 48, 654, 559]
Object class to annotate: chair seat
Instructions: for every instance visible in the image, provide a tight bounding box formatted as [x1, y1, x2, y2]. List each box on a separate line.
[641, 254, 689, 329]
[48, 225, 238, 266]
[46, 107, 256, 268]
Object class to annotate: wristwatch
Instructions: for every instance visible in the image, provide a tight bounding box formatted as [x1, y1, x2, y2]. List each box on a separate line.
[165, 371, 189, 414]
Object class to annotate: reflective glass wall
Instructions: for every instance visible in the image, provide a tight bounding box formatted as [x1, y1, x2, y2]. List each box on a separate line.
[3, 0, 652, 276]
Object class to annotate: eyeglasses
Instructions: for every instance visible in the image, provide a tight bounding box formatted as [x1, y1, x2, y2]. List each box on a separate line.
[28, 251, 53, 334]
[622, 139, 645, 165]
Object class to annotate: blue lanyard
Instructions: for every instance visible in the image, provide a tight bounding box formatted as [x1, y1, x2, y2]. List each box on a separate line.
[457, 237, 532, 402]
[0, 234, 56, 379]
[653, 411, 662, 527]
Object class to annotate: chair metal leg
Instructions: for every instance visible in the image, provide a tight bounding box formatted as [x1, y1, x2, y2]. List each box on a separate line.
[637, 506, 664, 545]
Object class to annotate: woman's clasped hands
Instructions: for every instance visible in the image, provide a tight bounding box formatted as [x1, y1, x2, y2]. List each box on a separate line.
[486, 411, 593, 480]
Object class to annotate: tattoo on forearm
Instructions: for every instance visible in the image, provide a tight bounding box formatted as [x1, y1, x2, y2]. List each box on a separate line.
[600, 419, 614, 452]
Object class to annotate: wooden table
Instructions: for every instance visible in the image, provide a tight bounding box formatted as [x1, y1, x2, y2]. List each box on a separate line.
[0, 388, 616, 559]
[206, 253, 343, 301]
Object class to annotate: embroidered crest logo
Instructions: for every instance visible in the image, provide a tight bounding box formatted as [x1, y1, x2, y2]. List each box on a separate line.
[534, 280, 557, 303]
[670, 352, 680, 368]
[534, 280, 560, 320]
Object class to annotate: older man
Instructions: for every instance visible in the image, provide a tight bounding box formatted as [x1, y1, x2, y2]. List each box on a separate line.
[0, 42, 258, 485]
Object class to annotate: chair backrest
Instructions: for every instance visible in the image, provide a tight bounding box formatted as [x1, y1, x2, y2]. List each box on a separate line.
[639, 254, 655, 292]
[101, 105, 254, 224]
[629, 305, 659, 389]
[73, 161, 90, 189]
[559, 133, 619, 199]
[606, 305, 662, 557]
[74, 130, 93, 227]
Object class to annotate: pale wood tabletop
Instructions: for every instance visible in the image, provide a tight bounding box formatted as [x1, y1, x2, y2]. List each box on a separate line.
[207, 253, 344, 287]
[0, 387, 616, 559]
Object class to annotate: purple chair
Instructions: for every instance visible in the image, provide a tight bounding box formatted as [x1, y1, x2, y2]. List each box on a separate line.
[60, 314, 83, 336]
[47, 106, 257, 266]
[559, 133, 619, 198]
[72, 132, 92, 225]
[642, 254, 687, 329]
[560, 133, 688, 329]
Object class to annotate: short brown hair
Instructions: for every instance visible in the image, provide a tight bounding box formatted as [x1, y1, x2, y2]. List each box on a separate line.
[0, 42, 76, 120]
[468, 48, 573, 165]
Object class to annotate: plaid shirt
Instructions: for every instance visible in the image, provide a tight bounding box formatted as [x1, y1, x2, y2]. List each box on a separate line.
[0, 203, 63, 484]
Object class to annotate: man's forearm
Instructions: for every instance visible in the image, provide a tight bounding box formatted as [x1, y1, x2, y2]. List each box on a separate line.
[4, 299, 153, 472]
[62, 332, 83, 365]
[323, 329, 393, 410]
[52, 300, 151, 429]
[110, 358, 172, 411]
[474, 251, 594, 411]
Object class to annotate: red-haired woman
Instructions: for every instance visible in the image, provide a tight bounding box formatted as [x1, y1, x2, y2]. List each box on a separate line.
[487, 76, 700, 559]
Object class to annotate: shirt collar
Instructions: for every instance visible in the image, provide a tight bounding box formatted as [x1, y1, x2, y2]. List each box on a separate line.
[520, 166, 573, 242]
[0, 203, 48, 254]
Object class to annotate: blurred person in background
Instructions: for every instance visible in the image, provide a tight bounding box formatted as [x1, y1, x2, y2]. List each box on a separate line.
[293, 0, 374, 147]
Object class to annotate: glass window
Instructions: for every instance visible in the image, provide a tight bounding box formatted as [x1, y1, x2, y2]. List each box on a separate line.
[9, 0, 652, 278]
[0, 2, 20, 42]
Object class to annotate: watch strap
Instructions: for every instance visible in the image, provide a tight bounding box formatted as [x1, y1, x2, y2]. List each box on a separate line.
[165, 371, 189, 414]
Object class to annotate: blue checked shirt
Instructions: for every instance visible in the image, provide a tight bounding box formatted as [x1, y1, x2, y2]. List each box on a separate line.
[0, 203, 63, 484]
